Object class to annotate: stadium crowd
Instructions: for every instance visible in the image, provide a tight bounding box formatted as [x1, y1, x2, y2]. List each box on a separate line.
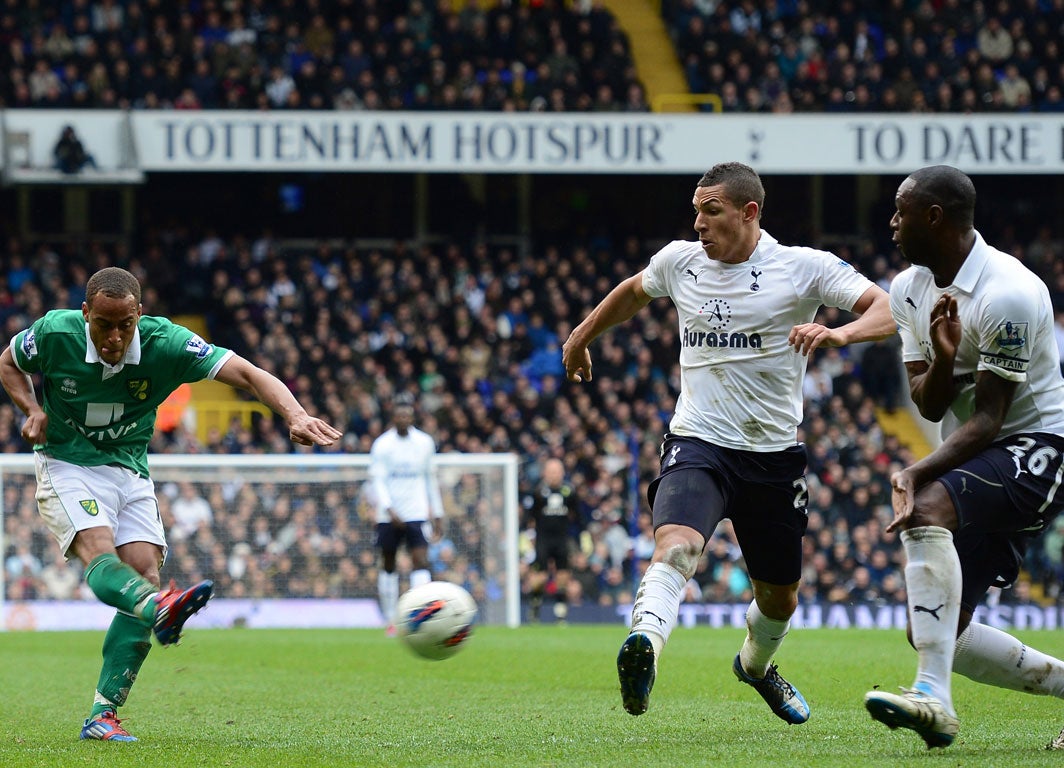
[0, 0, 650, 113]
[2, 0, 1064, 115]
[664, 0, 1064, 113]
[2, 218, 1064, 619]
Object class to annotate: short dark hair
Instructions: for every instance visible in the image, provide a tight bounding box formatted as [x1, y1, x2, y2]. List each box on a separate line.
[85, 267, 141, 306]
[906, 165, 976, 228]
[393, 392, 416, 409]
[697, 162, 766, 217]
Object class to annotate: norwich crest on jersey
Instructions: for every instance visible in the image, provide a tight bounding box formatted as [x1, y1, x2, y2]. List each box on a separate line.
[80, 499, 100, 516]
[126, 378, 151, 401]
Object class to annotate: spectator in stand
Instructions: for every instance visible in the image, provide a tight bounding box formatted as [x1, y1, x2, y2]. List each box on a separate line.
[998, 63, 1032, 109]
[40, 548, 82, 599]
[53, 125, 97, 175]
[630, 510, 655, 578]
[859, 337, 903, 413]
[977, 16, 1014, 64]
[567, 548, 602, 607]
[166, 481, 214, 542]
[5, 537, 42, 586]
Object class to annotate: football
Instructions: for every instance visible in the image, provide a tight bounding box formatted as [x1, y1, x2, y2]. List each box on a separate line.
[395, 580, 477, 660]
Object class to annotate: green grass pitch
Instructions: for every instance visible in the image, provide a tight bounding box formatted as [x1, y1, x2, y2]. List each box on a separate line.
[5, 624, 1064, 767]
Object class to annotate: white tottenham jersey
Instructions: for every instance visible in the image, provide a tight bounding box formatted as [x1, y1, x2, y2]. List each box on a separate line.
[368, 426, 445, 524]
[891, 230, 1064, 441]
[642, 230, 874, 451]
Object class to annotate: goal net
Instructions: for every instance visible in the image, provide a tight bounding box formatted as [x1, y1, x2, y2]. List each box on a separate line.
[0, 453, 520, 630]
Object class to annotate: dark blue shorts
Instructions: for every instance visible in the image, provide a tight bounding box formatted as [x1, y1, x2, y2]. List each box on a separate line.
[647, 434, 809, 585]
[939, 431, 1064, 613]
[375, 520, 431, 555]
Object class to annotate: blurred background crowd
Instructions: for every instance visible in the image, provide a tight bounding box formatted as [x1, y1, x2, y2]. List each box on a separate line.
[4, 222, 1064, 619]
[2, 0, 1064, 622]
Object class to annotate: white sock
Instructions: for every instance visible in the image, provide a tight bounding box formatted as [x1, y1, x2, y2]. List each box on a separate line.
[630, 562, 687, 656]
[739, 600, 790, 678]
[378, 571, 400, 624]
[93, 692, 119, 711]
[954, 622, 1064, 697]
[133, 593, 157, 619]
[902, 526, 961, 715]
[410, 569, 431, 589]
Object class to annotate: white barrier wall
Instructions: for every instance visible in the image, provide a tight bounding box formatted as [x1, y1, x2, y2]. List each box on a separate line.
[3, 598, 384, 631]
[2, 110, 1063, 175]
[2, 111, 135, 170]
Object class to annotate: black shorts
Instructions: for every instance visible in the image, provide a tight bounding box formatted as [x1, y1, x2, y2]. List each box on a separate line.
[647, 434, 809, 585]
[532, 535, 571, 571]
[939, 432, 1064, 613]
[375, 520, 430, 555]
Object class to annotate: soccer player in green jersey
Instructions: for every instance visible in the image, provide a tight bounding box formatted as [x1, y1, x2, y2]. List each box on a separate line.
[0, 267, 343, 741]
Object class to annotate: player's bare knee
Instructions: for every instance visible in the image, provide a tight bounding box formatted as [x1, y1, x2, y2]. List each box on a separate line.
[410, 553, 430, 570]
[71, 526, 116, 565]
[753, 580, 798, 620]
[659, 541, 700, 580]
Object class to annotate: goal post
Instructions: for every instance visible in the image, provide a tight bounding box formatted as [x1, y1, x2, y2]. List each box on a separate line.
[0, 452, 521, 630]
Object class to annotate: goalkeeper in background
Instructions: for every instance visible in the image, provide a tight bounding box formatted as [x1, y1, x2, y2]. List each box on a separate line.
[0, 266, 342, 742]
[369, 392, 445, 634]
[522, 456, 581, 623]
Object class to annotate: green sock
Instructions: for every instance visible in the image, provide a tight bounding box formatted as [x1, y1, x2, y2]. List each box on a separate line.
[84, 554, 158, 622]
[91, 613, 152, 717]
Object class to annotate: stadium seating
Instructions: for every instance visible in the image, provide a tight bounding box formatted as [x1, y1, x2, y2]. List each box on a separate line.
[0, 231, 930, 609]
[660, 0, 1064, 113]
[0, 0, 647, 112]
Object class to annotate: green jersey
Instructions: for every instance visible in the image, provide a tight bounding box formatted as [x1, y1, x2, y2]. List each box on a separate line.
[11, 309, 233, 477]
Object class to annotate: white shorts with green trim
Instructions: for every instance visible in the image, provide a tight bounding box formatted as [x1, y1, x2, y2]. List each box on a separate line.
[34, 452, 167, 561]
